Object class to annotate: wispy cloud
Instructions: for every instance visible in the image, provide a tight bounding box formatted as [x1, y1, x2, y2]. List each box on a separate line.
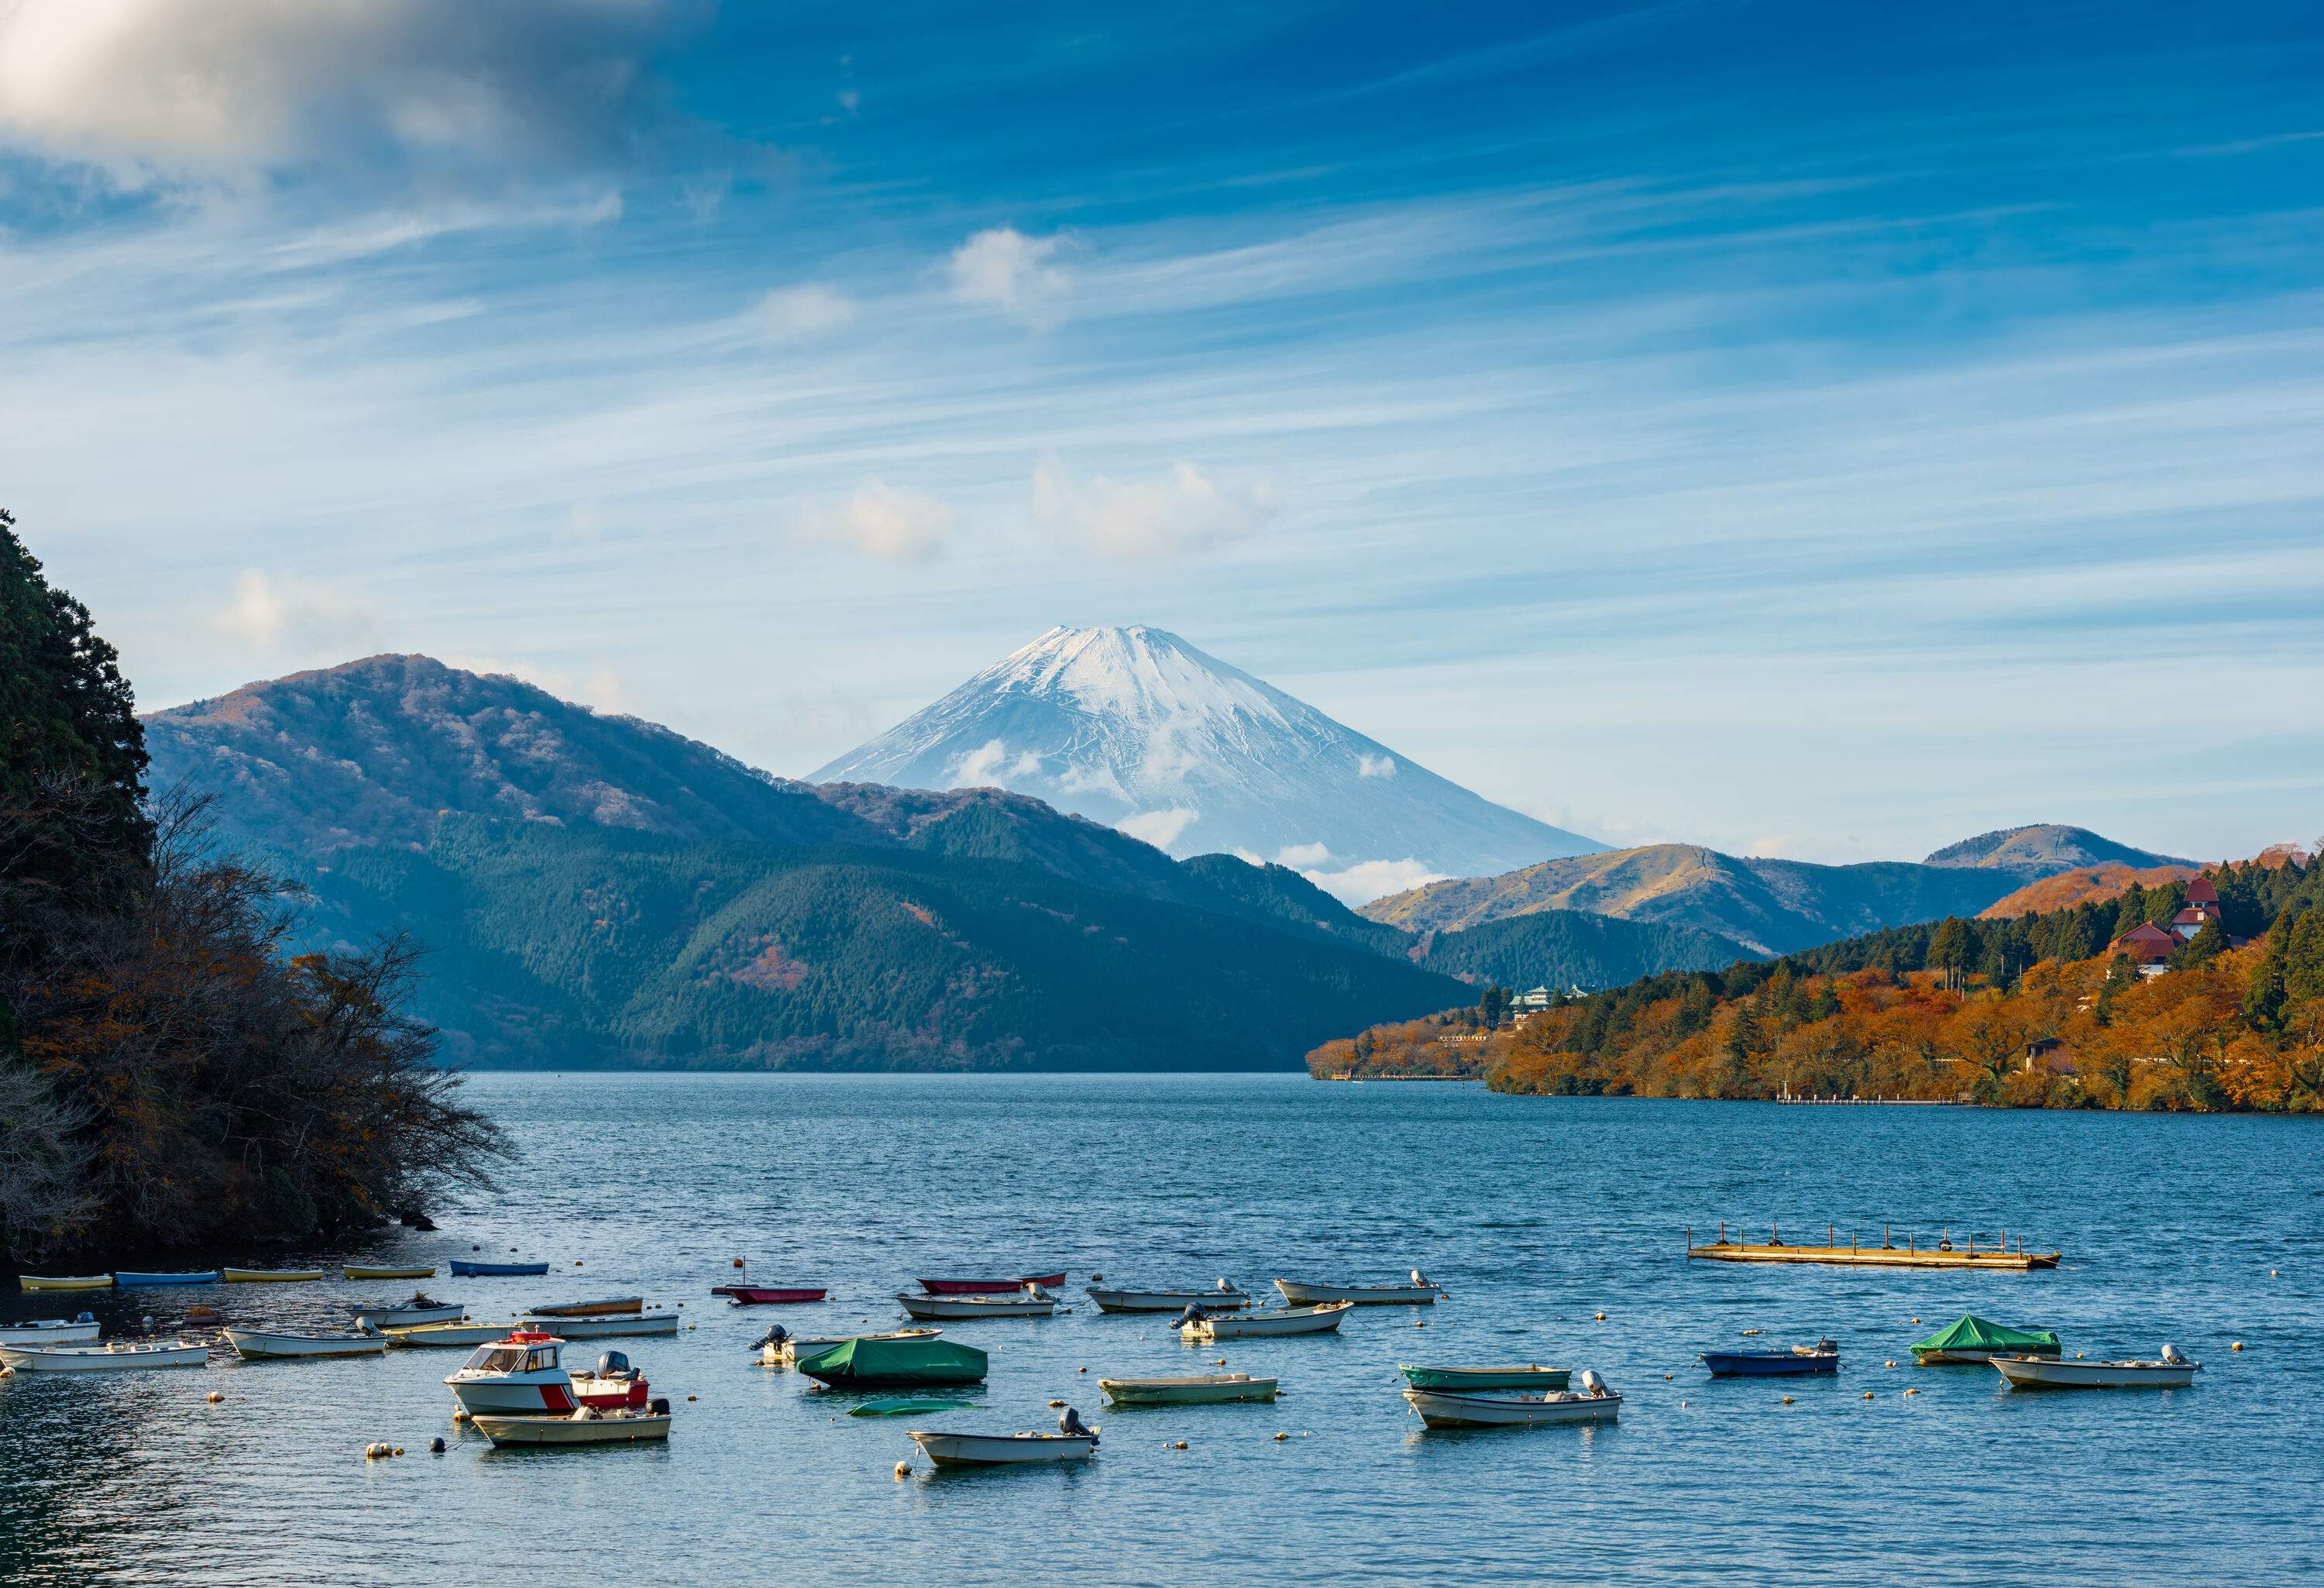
[797, 478, 954, 562]
[1033, 459, 1280, 561]
[749, 284, 856, 342]
[947, 227, 1071, 325]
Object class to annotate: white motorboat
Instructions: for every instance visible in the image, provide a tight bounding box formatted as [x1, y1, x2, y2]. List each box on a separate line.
[0, 1316, 101, 1346]
[1274, 1273, 1442, 1306]
[0, 1340, 209, 1373]
[767, 1328, 941, 1366]
[1992, 1346, 2202, 1390]
[907, 1429, 1097, 1467]
[897, 1290, 1058, 1321]
[1099, 1372, 1278, 1406]
[514, 1311, 678, 1339]
[1402, 1373, 1624, 1429]
[443, 1331, 582, 1414]
[473, 1408, 671, 1446]
[1086, 1281, 1252, 1314]
[223, 1328, 390, 1360]
[1181, 1301, 1352, 1339]
[347, 1297, 464, 1328]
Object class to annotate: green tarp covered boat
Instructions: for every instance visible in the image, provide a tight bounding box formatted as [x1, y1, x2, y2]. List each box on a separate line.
[793, 1335, 988, 1387]
[1912, 1315, 2061, 1363]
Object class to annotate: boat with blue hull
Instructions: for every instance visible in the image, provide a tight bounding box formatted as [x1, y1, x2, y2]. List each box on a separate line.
[112, 1271, 220, 1287]
[451, 1260, 552, 1277]
[1701, 1339, 1840, 1377]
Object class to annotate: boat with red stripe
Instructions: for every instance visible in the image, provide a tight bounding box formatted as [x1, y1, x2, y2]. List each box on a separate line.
[443, 1331, 585, 1416]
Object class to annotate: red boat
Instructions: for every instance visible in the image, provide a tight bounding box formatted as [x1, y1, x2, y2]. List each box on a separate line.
[570, 1348, 651, 1410]
[710, 1285, 829, 1305]
[916, 1273, 1068, 1295]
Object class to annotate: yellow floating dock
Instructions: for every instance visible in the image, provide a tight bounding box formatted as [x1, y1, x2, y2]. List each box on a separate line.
[1686, 1225, 2061, 1270]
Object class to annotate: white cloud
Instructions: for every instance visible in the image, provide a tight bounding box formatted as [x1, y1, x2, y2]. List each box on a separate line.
[952, 738, 1011, 785]
[1057, 761, 1132, 802]
[214, 569, 380, 654]
[1356, 753, 1397, 779]
[445, 654, 630, 713]
[1274, 841, 1335, 868]
[1033, 459, 1281, 561]
[1301, 858, 1449, 906]
[1117, 806, 1199, 848]
[948, 227, 1071, 326]
[750, 284, 854, 343]
[0, 0, 677, 184]
[796, 477, 953, 562]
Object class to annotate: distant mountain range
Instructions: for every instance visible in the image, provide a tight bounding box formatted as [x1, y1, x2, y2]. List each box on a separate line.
[1923, 824, 2195, 871]
[812, 624, 1599, 902]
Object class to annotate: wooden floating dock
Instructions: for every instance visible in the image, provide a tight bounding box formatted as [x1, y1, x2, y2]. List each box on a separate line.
[1686, 1224, 2061, 1270]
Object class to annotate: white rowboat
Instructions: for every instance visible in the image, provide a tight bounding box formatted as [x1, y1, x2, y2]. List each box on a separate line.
[1275, 1277, 1442, 1306]
[1099, 1373, 1278, 1406]
[223, 1328, 390, 1360]
[1086, 1285, 1252, 1314]
[1992, 1350, 2201, 1390]
[0, 1340, 208, 1372]
[0, 1318, 102, 1345]
[907, 1429, 1097, 1466]
[1182, 1301, 1351, 1339]
[514, 1312, 678, 1339]
[383, 1322, 522, 1349]
[348, 1301, 464, 1328]
[473, 1410, 671, 1446]
[1402, 1386, 1623, 1428]
[896, 1291, 1057, 1321]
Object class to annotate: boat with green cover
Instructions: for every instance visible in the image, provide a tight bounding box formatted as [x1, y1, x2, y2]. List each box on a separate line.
[1912, 1315, 2061, 1363]
[1399, 1363, 1572, 1391]
[794, 1335, 988, 1388]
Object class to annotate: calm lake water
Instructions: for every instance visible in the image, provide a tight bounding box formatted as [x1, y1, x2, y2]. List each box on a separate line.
[3, 1073, 2320, 1586]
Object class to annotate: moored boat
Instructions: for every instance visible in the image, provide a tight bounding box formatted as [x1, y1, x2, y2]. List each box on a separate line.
[1086, 1282, 1251, 1314]
[221, 1267, 325, 1284]
[1274, 1273, 1442, 1306]
[344, 1265, 437, 1280]
[444, 1331, 579, 1414]
[515, 1311, 678, 1339]
[473, 1408, 671, 1446]
[1912, 1315, 2061, 1364]
[569, 1349, 653, 1411]
[383, 1321, 521, 1349]
[794, 1335, 988, 1389]
[1403, 1372, 1622, 1429]
[0, 1315, 102, 1346]
[451, 1259, 552, 1277]
[897, 1289, 1057, 1321]
[524, 1297, 643, 1319]
[916, 1273, 1068, 1295]
[1700, 1339, 1840, 1377]
[112, 1270, 219, 1287]
[347, 1296, 464, 1328]
[907, 1429, 1098, 1467]
[0, 1340, 209, 1372]
[1181, 1301, 1351, 1339]
[223, 1328, 390, 1360]
[1099, 1372, 1278, 1406]
[20, 1274, 115, 1292]
[1399, 1363, 1572, 1392]
[712, 1284, 829, 1304]
[765, 1327, 940, 1366]
[1992, 1346, 2200, 1390]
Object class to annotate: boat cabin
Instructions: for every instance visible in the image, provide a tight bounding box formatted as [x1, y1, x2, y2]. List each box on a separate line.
[456, 1333, 562, 1377]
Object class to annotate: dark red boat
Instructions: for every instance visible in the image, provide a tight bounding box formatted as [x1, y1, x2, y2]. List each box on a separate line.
[710, 1285, 829, 1304]
[916, 1273, 1068, 1295]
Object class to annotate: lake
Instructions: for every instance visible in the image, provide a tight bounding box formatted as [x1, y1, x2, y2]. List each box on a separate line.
[2, 1073, 2319, 1586]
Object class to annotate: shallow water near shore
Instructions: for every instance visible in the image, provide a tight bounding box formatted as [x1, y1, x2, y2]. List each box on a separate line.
[4, 1072, 2320, 1586]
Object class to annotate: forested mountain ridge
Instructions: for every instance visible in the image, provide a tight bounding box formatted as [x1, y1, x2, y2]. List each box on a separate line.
[1923, 823, 2195, 870]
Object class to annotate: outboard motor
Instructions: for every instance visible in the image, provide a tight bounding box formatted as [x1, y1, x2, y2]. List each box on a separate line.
[1215, 1278, 1236, 1294]
[1410, 1269, 1430, 1288]
[1058, 1405, 1095, 1443]
[1579, 1369, 1611, 1397]
[596, 1349, 635, 1381]
[2161, 1343, 2183, 1363]
[754, 1325, 789, 1353]
[1174, 1304, 1208, 1329]
[75, 1311, 95, 1324]
[1815, 1339, 1838, 1356]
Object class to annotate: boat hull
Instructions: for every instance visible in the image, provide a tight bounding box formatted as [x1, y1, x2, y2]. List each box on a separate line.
[713, 1286, 827, 1304]
[1686, 1241, 2060, 1270]
[451, 1261, 552, 1277]
[908, 1430, 1095, 1466]
[344, 1266, 437, 1280]
[0, 1342, 209, 1372]
[383, 1323, 519, 1348]
[19, 1275, 114, 1292]
[1184, 1302, 1351, 1339]
[113, 1271, 219, 1287]
[0, 1321, 103, 1346]
[917, 1273, 1067, 1295]
[225, 1329, 389, 1360]
[776, 1329, 940, 1364]
[1086, 1288, 1252, 1314]
[1274, 1280, 1441, 1306]
[222, 1268, 324, 1284]
[897, 1293, 1056, 1321]
[1914, 1346, 2061, 1365]
[447, 1378, 577, 1415]
[515, 1312, 678, 1339]
[1992, 1356, 2199, 1389]
[524, 1297, 644, 1319]
[474, 1412, 669, 1446]
[1403, 1387, 1622, 1428]
[349, 1302, 464, 1328]
[1100, 1373, 1277, 1406]
[1700, 1352, 1839, 1377]
[1399, 1365, 1572, 1391]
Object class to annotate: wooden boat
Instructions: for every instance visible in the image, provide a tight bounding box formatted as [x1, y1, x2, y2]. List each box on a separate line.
[383, 1321, 521, 1349]
[1099, 1373, 1278, 1406]
[1086, 1284, 1251, 1314]
[524, 1297, 643, 1319]
[445, 1332, 580, 1414]
[1183, 1301, 1351, 1339]
[1685, 1225, 2060, 1270]
[347, 1298, 464, 1328]
[473, 1408, 671, 1446]
[0, 1317, 103, 1346]
[1404, 1376, 1623, 1429]
[1399, 1363, 1571, 1392]
[897, 1291, 1057, 1321]
[344, 1266, 436, 1280]
[515, 1311, 678, 1339]
[451, 1259, 551, 1277]
[113, 1270, 220, 1287]
[223, 1328, 390, 1360]
[19, 1274, 113, 1292]
[772, 1328, 940, 1365]
[712, 1285, 828, 1305]
[1274, 1277, 1442, 1306]
[1700, 1339, 1840, 1377]
[917, 1273, 1068, 1295]
[907, 1429, 1096, 1467]
[221, 1267, 325, 1284]
[0, 1340, 209, 1372]
[1911, 1315, 2061, 1364]
[1993, 1348, 2200, 1390]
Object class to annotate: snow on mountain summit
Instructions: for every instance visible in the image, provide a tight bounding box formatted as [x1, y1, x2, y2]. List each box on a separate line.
[811, 625, 1600, 901]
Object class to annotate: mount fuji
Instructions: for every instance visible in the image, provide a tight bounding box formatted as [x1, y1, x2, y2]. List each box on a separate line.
[811, 625, 1600, 902]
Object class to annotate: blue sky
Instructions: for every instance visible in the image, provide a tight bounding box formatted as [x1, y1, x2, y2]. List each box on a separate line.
[2, 1, 2319, 864]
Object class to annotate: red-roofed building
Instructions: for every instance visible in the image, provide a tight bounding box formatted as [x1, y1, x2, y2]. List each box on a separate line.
[2108, 922, 2178, 968]
[2166, 877, 2224, 943]
[2185, 876, 2219, 906]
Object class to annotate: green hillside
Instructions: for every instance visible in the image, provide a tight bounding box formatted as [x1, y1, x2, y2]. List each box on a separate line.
[1416, 908, 1761, 990]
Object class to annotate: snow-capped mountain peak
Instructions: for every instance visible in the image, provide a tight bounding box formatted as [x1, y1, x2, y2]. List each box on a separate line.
[811, 625, 1600, 900]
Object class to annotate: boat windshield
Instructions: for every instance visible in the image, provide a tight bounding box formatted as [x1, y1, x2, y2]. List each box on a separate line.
[460, 1346, 529, 1373]
[526, 1348, 557, 1372]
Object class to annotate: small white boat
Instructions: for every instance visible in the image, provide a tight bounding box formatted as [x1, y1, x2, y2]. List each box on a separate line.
[473, 1408, 671, 1446]
[383, 1321, 520, 1349]
[1403, 1375, 1624, 1429]
[223, 1328, 390, 1360]
[1086, 1282, 1252, 1314]
[1182, 1301, 1352, 1339]
[897, 1290, 1058, 1321]
[1993, 1346, 2201, 1390]
[907, 1429, 1097, 1467]
[1275, 1273, 1442, 1306]
[1099, 1372, 1278, 1406]
[514, 1311, 678, 1339]
[348, 1298, 464, 1328]
[0, 1340, 209, 1373]
[0, 1316, 102, 1346]
[767, 1328, 940, 1366]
